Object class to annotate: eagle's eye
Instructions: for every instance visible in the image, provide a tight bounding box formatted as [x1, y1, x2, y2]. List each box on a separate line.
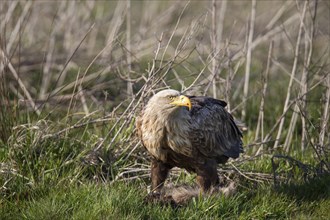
[169, 96, 175, 100]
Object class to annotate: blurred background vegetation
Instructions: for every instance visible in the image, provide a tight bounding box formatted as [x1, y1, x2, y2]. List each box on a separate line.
[0, 0, 329, 219]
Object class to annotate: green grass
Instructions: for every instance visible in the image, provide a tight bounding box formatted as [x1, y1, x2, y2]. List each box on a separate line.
[1, 176, 329, 220]
[0, 111, 329, 219]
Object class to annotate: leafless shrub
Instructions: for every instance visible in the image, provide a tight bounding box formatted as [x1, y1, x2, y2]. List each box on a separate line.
[0, 0, 329, 185]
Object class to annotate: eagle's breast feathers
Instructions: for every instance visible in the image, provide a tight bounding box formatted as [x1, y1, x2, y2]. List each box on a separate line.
[136, 89, 242, 166]
[138, 107, 193, 162]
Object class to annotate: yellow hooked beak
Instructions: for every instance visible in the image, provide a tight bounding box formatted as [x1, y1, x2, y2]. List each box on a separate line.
[170, 95, 192, 111]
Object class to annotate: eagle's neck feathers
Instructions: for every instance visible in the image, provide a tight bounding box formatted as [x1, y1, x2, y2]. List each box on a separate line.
[142, 105, 193, 161]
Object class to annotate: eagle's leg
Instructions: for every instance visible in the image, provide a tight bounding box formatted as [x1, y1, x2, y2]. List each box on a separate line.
[196, 159, 219, 192]
[150, 159, 172, 194]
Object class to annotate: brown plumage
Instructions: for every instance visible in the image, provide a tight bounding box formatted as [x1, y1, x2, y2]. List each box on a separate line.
[136, 89, 243, 194]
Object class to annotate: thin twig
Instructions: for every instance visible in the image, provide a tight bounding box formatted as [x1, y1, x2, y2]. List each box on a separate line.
[273, 1, 308, 149]
[255, 41, 273, 155]
[242, 0, 256, 121]
[0, 48, 40, 115]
